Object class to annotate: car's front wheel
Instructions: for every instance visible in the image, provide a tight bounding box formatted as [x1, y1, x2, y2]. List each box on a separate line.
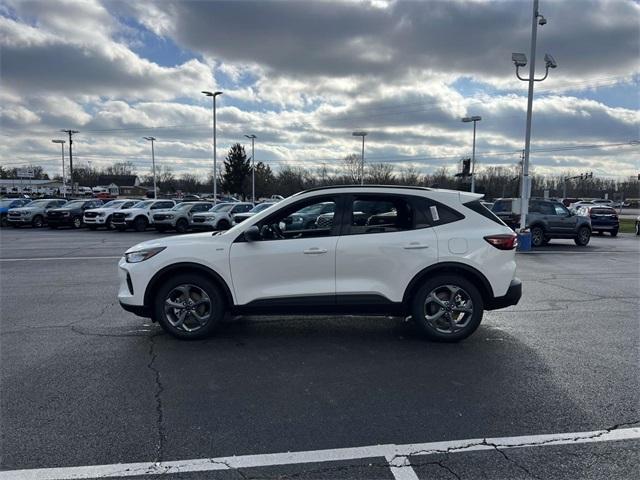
[31, 215, 43, 228]
[154, 274, 225, 340]
[175, 218, 189, 233]
[217, 219, 230, 230]
[574, 226, 591, 246]
[71, 216, 82, 229]
[411, 275, 484, 342]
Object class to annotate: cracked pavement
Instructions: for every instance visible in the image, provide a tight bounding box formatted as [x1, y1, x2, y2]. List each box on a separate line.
[1, 228, 638, 479]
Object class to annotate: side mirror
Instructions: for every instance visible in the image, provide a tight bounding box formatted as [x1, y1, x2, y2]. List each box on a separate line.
[244, 225, 261, 242]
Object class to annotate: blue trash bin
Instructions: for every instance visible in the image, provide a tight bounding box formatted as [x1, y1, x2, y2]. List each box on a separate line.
[517, 231, 532, 251]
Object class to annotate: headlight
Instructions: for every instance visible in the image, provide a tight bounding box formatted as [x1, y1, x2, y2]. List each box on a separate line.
[125, 247, 166, 263]
[166, 214, 174, 219]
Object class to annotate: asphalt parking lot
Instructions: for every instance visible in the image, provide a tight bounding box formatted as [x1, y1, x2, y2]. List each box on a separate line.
[1, 228, 638, 479]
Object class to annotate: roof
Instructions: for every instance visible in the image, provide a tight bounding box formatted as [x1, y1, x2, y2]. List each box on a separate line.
[298, 185, 432, 195]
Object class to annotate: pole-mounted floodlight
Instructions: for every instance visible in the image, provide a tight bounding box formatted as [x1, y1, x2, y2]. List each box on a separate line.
[143, 136, 157, 199]
[352, 131, 368, 185]
[461, 116, 482, 193]
[511, 0, 557, 235]
[202, 90, 223, 202]
[245, 134, 257, 203]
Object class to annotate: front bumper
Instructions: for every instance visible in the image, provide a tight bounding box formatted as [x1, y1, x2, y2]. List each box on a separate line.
[84, 216, 107, 225]
[486, 278, 522, 310]
[153, 219, 178, 227]
[7, 217, 32, 225]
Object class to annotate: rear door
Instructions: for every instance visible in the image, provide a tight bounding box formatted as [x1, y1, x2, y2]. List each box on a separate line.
[335, 194, 438, 304]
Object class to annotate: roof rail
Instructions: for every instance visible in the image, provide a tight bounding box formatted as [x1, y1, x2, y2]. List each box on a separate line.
[294, 184, 432, 196]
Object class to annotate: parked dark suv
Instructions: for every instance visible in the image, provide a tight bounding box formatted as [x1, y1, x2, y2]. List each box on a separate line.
[47, 199, 104, 229]
[492, 198, 591, 247]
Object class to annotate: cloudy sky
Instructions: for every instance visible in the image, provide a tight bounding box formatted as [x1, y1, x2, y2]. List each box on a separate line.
[1, 0, 638, 181]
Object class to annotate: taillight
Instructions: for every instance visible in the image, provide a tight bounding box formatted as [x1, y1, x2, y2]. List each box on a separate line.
[484, 233, 518, 250]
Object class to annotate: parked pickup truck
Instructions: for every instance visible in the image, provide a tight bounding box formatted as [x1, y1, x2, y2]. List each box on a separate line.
[7, 198, 68, 228]
[492, 198, 591, 247]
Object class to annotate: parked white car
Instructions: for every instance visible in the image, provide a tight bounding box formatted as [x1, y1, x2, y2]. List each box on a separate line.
[191, 202, 254, 231]
[84, 199, 140, 230]
[111, 199, 176, 232]
[118, 186, 521, 341]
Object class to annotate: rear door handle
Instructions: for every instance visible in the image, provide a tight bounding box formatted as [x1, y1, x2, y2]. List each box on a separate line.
[303, 247, 328, 254]
[404, 243, 430, 250]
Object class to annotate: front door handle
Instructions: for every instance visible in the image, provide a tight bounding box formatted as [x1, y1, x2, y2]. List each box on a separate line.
[303, 247, 328, 254]
[404, 242, 430, 250]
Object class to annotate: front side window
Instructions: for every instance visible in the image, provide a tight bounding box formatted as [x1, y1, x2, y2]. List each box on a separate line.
[256, 197, 337, 241]
[553, 204, 569, 216]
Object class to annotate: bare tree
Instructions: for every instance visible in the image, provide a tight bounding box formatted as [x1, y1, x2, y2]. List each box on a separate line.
[366, 163, 395, 184]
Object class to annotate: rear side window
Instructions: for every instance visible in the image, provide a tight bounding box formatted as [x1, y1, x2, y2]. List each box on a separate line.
[463, 200, 505, 226]
[347, 195, 414, 235]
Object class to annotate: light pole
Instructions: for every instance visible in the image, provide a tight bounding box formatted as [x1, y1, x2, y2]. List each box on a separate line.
[52, 139, 66, 197]
[245, 134, 257, 203]
[512, 0, 557, 231]
[61, 129, 78, 195]
[143, 136, 157, 199]
[352, 131, 368, 185]
[461, 116, 481, 193]
[202, 90, 223, 202]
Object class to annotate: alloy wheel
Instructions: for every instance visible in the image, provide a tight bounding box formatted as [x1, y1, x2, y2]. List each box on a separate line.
[164, 284, 212, 333]
[423, 284, 474, 334]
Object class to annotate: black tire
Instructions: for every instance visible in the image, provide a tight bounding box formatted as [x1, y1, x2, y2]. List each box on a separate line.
[411, 275, 484, 342]
[133, 216, 148, 232]
[175, 219, 189, 234]
[71, 216, 82, 229]
[610, 229, 618, 237]
[106, 215, 114, 230]
[217, 219, 230, 230]
[531, 226, 545, 247]
[31, 215, 44, 228]
[154, 273, 225, 340]
[574, 226, 591, 246]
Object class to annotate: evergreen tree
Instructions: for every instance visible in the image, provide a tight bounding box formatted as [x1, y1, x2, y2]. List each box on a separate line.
[221, 143, 251, 198]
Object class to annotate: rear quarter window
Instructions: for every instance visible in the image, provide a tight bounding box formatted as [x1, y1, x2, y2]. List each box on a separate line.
[414, 198, 464, 228]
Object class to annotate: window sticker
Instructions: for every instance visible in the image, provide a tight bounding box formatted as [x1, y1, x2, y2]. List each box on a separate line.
[430, 205, 440, 222]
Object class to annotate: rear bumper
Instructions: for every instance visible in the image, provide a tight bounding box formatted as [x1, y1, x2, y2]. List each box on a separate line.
[486, 278, 522, 310]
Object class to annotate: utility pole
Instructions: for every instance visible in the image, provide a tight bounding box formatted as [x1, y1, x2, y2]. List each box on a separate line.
[143, 137, 157, 199]
[352, 131, 368, 185]
[61, 130, 79, 195]
[511, 0, 557, 231]
[462, 116, 482, 193]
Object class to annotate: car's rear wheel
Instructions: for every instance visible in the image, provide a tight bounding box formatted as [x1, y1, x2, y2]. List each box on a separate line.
[531, 226, 545, 247]
[575, 226, 591, 246]
[133, 216, 148, 232]
[154, 274, 225, 340]
[610, 229, 618, 237]
[175, 218, 189, 233]
[411, 275, 483, 342]
[31, 215, 43, 228]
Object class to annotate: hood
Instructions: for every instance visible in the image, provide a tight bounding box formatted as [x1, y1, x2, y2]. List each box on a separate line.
[117, 207, 146, 215]
[125, 231, 227, 254]
[9, 207, 37, 213]
[152, 209, 175, 214]
[50, 206, 80, 212]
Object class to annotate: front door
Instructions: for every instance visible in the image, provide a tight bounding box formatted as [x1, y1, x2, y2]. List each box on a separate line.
[229, 195, 341, 306]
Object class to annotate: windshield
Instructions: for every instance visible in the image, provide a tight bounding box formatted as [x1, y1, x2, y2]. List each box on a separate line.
[171, 203, 193, 211]
[132, 201, 153, 209]
[251, 203, 273, 213]
[62, 201, 85, 209]
[208, 203, 232, 212]
[24, 200, 51, 208]
[102, 200, 123, 208]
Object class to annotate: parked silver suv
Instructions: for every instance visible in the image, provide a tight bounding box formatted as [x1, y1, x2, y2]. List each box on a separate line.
[7, 198, 67, 228]
[153, 201, 214, 233]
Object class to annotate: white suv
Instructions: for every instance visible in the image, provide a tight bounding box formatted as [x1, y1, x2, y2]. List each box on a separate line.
[111, 199, 176, 232]
[191, 202, 254, 231]
[118, 186, 521, 341]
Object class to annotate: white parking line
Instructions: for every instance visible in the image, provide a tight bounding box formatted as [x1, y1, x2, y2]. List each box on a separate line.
[1, 427, 637, 480]
[0, 256, 121, 262]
